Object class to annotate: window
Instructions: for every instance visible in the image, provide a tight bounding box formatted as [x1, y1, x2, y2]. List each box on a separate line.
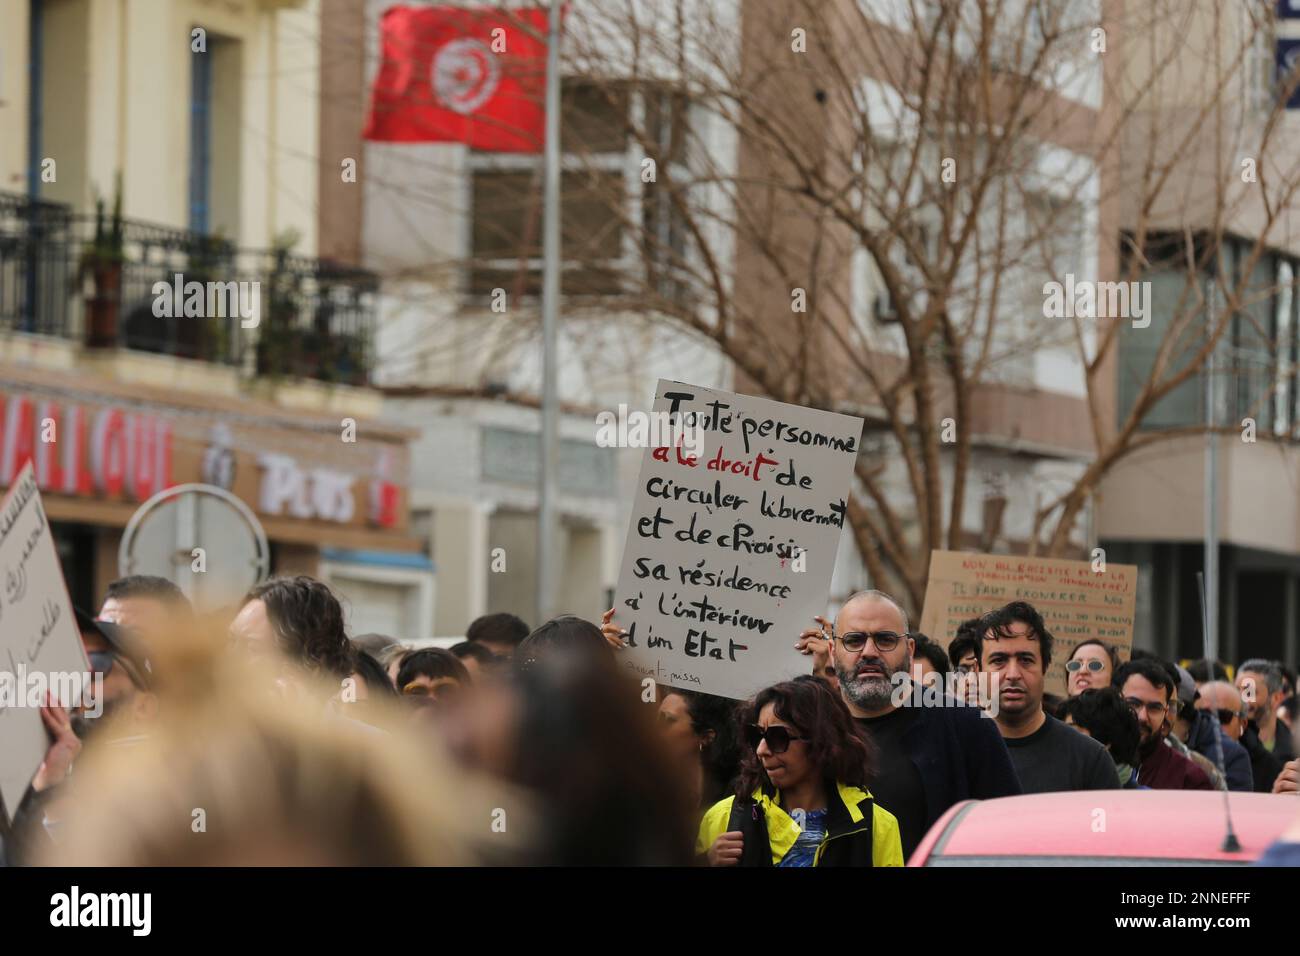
[466, 79, 691, 303]
[1121, 234, 1300, 436]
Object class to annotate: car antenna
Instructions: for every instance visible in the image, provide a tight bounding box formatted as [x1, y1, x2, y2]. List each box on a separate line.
[1197, 571, 1240, 853]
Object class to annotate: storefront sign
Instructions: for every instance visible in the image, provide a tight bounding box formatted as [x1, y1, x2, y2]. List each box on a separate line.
[0, 395, 173, 501]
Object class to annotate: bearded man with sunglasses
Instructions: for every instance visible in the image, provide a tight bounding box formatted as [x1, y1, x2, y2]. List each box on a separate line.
[816, 590, 1020, 860]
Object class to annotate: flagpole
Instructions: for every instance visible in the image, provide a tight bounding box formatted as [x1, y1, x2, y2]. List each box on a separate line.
[537, 0, 562, 628]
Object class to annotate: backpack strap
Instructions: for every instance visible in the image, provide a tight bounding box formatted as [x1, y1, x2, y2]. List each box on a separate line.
[727, 795, 773, 867]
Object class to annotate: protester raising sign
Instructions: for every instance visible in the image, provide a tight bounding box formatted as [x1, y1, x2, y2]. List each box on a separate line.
[0, 462, 91, 821]
[611, 381, 863, 700]
[919, 550, 1136, 696]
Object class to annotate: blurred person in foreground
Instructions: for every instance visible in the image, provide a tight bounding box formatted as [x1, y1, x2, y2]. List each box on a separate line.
[229, 576, 357, 702]
[465, 612, 530, 660]
[38, 646, 524, 866]
[444, 633, 695, 865]
[698, 676, 903, 867]
[1059, 687, 1145, 788]
[657, 687, 742, 810]
[98, 574, 193, 650]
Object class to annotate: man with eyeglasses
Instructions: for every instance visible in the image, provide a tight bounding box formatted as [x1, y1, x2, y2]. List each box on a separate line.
[821, 590, 1020, 860]
[976, 602, 1117, 794]
[1115, 660, 1213, 790]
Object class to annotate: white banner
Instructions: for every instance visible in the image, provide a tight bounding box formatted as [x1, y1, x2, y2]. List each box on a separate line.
[612, 381, 863, 700]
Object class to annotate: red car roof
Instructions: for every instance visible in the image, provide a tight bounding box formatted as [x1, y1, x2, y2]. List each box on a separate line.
[909, 791, 1299, 865]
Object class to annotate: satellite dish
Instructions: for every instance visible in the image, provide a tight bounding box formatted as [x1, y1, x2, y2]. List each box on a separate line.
[119, 483, 270, 612]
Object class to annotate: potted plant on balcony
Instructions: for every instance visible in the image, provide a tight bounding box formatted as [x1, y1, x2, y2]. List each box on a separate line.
[79, 174, 125, 348]
[255, 229, 304, 378]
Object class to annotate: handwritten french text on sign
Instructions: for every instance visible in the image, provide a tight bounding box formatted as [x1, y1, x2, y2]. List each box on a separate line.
[613, 381, 863, 700]
[0, 462, 90, 819]
[918, 550, 1136, 697]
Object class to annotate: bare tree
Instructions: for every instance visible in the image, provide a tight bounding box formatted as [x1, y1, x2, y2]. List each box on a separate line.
[375, 0, 1300, 614]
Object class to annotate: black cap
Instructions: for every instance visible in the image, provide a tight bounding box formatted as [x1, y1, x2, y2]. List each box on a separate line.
[74, 607, 153, 689]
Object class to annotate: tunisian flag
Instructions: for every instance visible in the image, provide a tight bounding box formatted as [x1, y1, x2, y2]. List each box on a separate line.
[364, 5, 548, 152]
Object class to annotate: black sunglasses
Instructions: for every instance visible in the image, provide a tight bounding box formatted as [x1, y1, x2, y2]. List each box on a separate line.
[744, 724, 808, 755]
[836, 630, 903, 653]
[87, 650, 115, 676]
[1216, 708, 1246, 724]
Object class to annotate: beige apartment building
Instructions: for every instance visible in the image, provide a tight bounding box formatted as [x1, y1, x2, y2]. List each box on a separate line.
[1098, 0, 1300, 669]
[0, 0, 431, 635]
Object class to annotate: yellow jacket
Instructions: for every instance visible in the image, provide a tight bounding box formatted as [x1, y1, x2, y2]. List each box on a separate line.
[697, 781, 904, 867]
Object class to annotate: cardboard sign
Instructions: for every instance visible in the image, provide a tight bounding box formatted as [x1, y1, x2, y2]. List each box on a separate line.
[612, 381, 863, 700]
[919, 550, 1136, 696]
[0, 462, 91, 820]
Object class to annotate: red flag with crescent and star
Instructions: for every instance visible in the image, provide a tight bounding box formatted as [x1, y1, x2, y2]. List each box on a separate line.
[363, 5, 549, 151]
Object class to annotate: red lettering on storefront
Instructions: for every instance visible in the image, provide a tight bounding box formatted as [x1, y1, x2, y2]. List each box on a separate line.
[35, 401, 64, 491]
[91, 408, 127, 496]
[1, 396, 37, 484]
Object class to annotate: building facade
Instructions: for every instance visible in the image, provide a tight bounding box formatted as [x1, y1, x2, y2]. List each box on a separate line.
[0, 0, 431, 636]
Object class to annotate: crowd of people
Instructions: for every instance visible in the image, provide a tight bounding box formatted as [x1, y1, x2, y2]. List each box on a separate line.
[2, 577, 1298, 866]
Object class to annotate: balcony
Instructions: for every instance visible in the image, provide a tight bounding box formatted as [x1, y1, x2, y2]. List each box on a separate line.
[0, 192, 378, 386]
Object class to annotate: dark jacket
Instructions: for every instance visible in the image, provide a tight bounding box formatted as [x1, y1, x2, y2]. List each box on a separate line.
[1138, 738, 1214, 790]
[1186, 709, 1252, 792]
[1242, 724, 1286, 793]
[900, 702, 1022, 830]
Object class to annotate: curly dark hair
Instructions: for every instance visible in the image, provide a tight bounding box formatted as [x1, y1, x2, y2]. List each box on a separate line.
[975, 600, 1054, 669]
[1059, 687, 1141, 767]
[661, 688, 742, 805]
[244, 577, 356, 680]
[736, 675, 874, 797]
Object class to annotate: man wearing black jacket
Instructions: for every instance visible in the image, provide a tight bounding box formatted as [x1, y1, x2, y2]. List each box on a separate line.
[823, 590, 1021, 860]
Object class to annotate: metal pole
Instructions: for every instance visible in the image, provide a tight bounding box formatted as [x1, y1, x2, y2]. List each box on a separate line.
[536, 0, 562, 627]
[1204, 278, 1219, 661]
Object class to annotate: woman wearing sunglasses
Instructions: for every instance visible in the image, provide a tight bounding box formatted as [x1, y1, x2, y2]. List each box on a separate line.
[697, 675, 903, 867]
[1065, 639, 1121, 697]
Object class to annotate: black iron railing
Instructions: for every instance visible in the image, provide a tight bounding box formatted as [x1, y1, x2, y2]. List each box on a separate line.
[0, 191, 378, 386]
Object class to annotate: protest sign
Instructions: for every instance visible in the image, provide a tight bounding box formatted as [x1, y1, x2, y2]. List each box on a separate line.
[611, 381, 863, 700]
[919, 550, 1136, 696]
[0, 462, 91, 820]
